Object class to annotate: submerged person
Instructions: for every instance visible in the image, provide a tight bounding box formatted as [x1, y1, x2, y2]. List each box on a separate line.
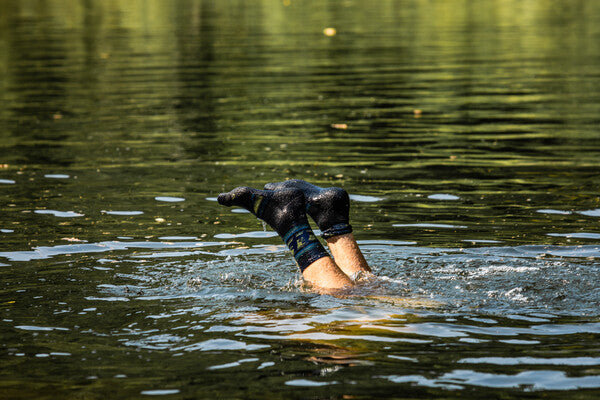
[217, 180, 372, 290]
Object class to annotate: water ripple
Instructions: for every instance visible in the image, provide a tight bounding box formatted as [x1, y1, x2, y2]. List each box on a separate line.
[0, 240, 231, 261]
[34, 210, 84, 218]
[379, 370, 600, 390]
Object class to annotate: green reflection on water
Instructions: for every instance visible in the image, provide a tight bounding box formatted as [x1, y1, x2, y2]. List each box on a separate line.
[1, 1, 600, 399]
[1, 1, 598, 246]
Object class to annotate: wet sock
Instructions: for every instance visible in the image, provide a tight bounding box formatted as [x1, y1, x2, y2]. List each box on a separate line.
[264, 179, 352, 239]
[217, 186, 329, 271]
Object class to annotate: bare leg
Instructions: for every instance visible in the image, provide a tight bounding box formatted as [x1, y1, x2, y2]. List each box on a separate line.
[217, 186, 353, 290]
[325, 232, 371, 278]
[264, 180, 372, 278]
[302, 256, 353, 290]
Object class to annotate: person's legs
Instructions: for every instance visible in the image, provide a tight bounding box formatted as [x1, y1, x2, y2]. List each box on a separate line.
[324, 232, 371, 278]
[217, 186, 353, 290]
[301, 256, 355, 290]
[264, 180, 371, 278]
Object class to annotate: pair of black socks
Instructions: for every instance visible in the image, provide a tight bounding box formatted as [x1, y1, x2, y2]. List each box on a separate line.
[217, 180, 352, 272]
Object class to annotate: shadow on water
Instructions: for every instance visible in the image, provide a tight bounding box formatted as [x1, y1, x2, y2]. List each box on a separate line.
[1, 0, 600, 399]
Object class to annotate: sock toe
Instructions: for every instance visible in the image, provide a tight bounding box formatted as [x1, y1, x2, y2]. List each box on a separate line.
[217, 186, 254, 209]
[217, 192, 231, 206]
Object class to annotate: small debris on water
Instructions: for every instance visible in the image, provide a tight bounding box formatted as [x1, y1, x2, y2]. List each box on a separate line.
[331, 123, 348, 129]
[323, 27, 337, 37]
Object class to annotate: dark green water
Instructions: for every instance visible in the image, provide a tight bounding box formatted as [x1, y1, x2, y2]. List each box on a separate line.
[1, 0, 600, 398]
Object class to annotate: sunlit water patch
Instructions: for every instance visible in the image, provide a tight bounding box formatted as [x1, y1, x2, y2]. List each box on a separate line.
[393, 223, 469, 229]
[44, 174, 70, 179]
[579, 209, 600, 217]
[214, 231, 279, 239]
[34, 209, 84, 218]
[548, 232, 600, 239]
[349, 194, 384, 202]
[428, 194, 460, 201]
[102, 210, 145, 216]
[155, 197, 185, 202]
[537, 209, 573, 215]
[0, 240, 231, 262]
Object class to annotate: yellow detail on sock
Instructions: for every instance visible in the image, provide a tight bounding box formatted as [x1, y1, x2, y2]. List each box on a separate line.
[253, 196, 263, 215]
[291, 232, 317, 257]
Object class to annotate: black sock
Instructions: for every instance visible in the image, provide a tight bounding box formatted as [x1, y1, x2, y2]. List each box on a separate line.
[217, 186, 329, 271]
[263, 180, 352, 239]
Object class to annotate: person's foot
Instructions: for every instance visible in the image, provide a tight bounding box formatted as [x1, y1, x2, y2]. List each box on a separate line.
[217, 186, 306, 235]
[217, 186, 329, 271]
[264, 179, 352, 238]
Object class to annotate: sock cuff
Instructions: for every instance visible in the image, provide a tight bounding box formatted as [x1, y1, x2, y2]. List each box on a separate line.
[283, 224, 329, 272]
[320, 223, 353, 239]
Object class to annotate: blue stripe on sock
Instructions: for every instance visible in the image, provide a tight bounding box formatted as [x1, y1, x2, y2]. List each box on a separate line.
[293, 241, 318, 261]
[283, 224, 310, 243]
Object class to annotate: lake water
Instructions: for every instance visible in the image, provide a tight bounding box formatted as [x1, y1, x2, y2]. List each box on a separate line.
[1, 1, 600, 398]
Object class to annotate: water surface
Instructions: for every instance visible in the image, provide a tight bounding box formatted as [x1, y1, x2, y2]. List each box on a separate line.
[1, 1, 600, 399]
